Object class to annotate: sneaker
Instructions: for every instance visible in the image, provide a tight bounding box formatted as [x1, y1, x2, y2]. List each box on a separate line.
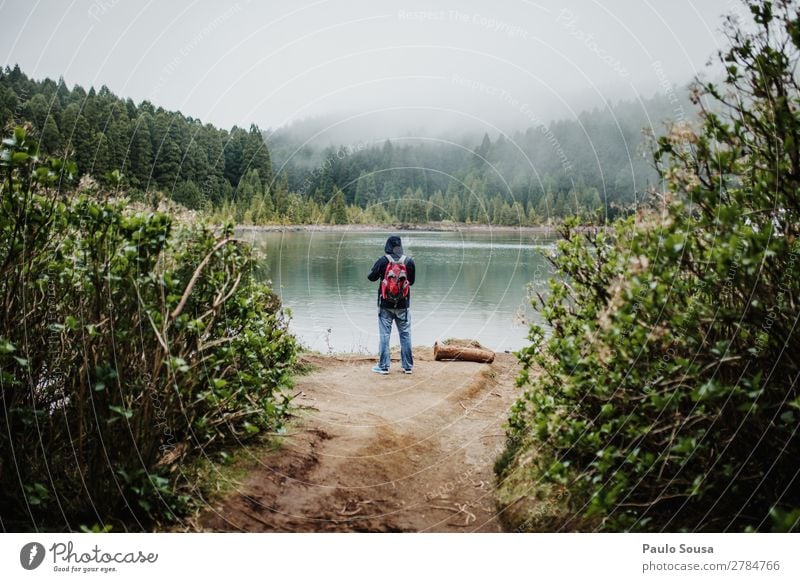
[372, 365, 389, 375]
[403, 369, 413, 375]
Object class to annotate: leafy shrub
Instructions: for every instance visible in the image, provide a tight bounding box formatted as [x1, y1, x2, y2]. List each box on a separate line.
[498, 0, 800, 532]
[0, 127, 297, 531]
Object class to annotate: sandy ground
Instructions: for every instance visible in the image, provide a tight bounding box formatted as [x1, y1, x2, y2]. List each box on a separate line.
[197, 346, 521, 532]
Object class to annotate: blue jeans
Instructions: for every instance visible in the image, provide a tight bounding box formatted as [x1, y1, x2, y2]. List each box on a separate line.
[378, 307, 413, 371]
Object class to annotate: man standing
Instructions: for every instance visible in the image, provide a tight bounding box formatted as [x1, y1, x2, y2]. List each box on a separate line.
[368, 235, 416, 374]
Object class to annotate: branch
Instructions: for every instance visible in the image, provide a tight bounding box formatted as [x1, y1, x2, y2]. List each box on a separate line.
[170, 237, 233, 320]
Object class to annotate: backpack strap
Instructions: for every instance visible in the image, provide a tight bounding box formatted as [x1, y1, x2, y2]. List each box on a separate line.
[385, 254, 407, 266]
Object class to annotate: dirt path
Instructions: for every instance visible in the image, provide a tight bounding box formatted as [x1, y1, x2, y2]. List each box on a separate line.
[197, 346, 521, 532]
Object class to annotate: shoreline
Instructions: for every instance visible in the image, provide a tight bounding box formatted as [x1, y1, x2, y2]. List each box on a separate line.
[233, 222, 562, 235]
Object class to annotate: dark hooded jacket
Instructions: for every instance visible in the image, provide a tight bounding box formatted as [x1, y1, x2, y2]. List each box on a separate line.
[367, 235, 416, 309]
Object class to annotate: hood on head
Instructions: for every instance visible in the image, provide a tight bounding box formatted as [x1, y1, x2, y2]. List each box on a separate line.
[385, 235, 403, 258]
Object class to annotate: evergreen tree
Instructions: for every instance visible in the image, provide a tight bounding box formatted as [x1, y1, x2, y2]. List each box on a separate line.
[272, 172, 290, 217]
[60, 103, 94, 175]
[428, 190, 446, 221]
[327, 187, 348, 225]
[236, 168, 262, 209]
[39, 117, 62, 154]
[92, 132, 112, 178]
[129, 115, 154, 188]
[173, 179, 204, 209]
[151, 113, 182, 187]
[23, 94, 50, 129]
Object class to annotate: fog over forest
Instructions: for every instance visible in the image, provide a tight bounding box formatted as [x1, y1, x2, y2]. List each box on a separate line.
[1, 0, 730, 139]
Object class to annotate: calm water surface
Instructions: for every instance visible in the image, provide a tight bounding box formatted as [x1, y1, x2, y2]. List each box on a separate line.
[238, 229, 556, 353]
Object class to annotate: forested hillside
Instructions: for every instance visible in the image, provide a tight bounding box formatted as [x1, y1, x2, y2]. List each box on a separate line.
[0, 64, 272, 211]
[268, 91, 692, 223]
[2, 63, 691, 225]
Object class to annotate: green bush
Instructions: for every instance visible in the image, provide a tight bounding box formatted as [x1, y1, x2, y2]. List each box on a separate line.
[498, 0, 800, 532]
[0, 127, 297, 531]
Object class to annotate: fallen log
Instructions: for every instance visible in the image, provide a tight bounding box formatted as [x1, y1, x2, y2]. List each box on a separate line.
[434, 341, 495, 363]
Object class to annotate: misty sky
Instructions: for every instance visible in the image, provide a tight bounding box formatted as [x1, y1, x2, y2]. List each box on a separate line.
[1, 0, 735, 140]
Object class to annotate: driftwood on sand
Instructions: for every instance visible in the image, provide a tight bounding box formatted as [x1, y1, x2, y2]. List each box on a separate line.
[434, 341, 495, 363]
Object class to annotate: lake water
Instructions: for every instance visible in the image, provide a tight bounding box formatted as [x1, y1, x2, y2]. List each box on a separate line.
[238, 229, 556, 353]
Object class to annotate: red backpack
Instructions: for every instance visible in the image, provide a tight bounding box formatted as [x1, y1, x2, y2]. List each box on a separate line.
[380, 255, 410, 305]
